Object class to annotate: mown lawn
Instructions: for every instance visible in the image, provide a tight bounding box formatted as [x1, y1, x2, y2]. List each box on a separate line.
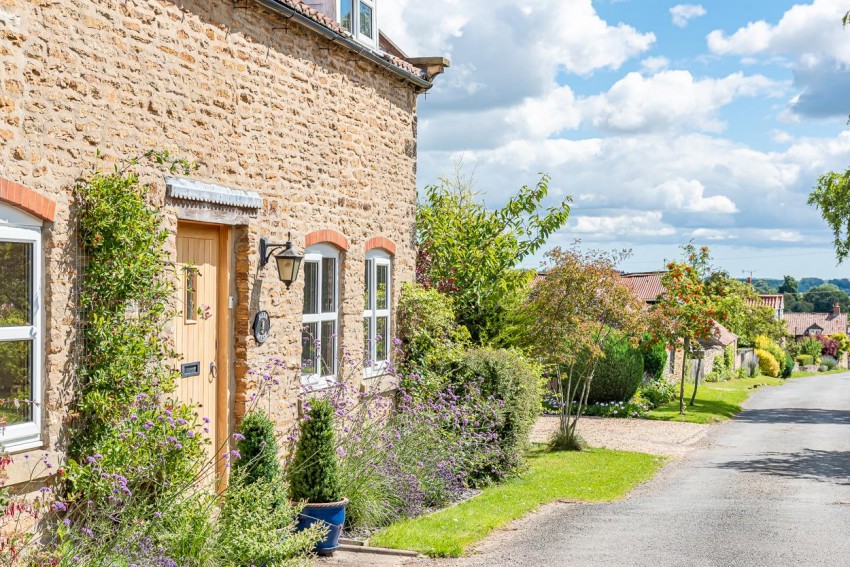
[790, 368, 848, 379]
[369, 448, 662, 557]
[645, 376, 784, 424]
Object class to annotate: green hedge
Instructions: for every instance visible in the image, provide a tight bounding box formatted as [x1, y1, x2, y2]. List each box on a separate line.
[795, 354, 814, 367]
[454, 348, 542, 472]
[587, 336, 644, 405]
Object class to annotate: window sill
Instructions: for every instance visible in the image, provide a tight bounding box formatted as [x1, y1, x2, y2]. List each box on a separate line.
[1, 436, 44, 455]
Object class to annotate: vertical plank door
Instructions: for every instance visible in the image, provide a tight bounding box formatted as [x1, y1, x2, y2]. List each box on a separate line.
[174, 223, 220, 468]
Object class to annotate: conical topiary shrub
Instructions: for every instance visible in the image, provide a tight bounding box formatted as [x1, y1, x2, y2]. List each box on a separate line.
[288, 398, 342, 504]
[232, 410, 280, 485]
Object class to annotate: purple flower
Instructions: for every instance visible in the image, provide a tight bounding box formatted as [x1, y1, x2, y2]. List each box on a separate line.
[232, 433, 245, 441]
[53, 501, 67, 512]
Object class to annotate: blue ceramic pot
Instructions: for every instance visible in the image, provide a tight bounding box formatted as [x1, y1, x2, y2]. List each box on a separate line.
[296, 498, 348, 556]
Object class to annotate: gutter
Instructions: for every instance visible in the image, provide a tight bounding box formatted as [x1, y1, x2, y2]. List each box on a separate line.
[249, 0, 434, 91]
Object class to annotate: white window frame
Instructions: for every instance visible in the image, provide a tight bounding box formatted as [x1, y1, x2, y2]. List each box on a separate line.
[0, 223, 43, 452]
[301, 244, 340, 389]
[337, 0, 378, 49]
[363, 250, 391, 377]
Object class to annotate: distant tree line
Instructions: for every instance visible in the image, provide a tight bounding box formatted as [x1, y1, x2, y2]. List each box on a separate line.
[743, 275, 850, 313]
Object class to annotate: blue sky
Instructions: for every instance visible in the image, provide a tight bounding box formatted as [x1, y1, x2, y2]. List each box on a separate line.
[380, 0, 850, 278]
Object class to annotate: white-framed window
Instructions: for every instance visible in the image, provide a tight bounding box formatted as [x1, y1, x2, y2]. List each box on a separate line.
[0, 221, 42, 452]
[363, 250, 390, 376]
[338, 0, 377, 48]
[301, 244, 340, 388]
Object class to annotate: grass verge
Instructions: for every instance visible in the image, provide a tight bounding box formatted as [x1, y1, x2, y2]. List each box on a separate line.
[369, 448, 662, 557]
[790, 368, 848, 379]
[645, 376, 784, 424]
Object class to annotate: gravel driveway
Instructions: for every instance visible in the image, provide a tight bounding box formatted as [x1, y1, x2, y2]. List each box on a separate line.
[531, 415, 709, 457]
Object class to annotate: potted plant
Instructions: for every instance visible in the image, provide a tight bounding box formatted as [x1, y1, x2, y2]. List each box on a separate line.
[288, 398, 347, 556]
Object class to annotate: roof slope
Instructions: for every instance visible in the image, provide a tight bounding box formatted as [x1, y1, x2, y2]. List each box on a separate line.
[784, 312, 848, 336]
[620, 272, 665, 303]
[259, 0, 427, 79]
[748, 294, 784, 310]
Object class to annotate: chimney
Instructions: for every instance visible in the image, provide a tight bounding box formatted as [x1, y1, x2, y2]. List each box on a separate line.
[746, 276, 752, 285]
[834, 302, 841, 315]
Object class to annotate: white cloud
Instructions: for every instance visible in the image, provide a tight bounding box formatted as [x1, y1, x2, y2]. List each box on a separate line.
[641, 56, 670, 74]
[691, 228, 738, 241]
[706, 0, 850, 119]
[653, 179, 738, 213]
[570, 211, 676, 239]
[707, 0, 849, 64]
[670, 4, 707, 28]
[578, 71, 785, 133]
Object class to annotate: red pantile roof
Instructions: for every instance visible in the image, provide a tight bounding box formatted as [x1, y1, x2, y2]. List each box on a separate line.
[260, 0, 427, 79]
[620, 272, 666, 303]
[784, 312, 848, 337]
[748, 294, 784, 310]
[701, 321, 738, 347]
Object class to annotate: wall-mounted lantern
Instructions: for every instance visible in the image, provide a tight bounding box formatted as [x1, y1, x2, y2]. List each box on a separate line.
[260, 234, 303, 289]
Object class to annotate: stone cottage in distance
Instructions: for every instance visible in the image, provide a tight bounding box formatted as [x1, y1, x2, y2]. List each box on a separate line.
[0, 0, 447, 486]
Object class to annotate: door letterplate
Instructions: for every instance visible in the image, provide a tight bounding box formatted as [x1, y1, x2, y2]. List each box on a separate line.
[181, 361, 201, 378]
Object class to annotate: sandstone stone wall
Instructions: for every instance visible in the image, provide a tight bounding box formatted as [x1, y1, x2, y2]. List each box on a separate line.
[0, 0, 421, 485]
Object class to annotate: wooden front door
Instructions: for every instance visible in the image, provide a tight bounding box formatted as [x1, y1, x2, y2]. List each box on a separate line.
[175, 223, 221, 463]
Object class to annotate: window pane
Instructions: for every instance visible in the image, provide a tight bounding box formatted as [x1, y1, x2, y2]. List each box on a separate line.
[376, 264, 388, 310]
[0, 241, 31, 327]
[321, 258, 336, 314]
[303, 262, 319, 315]
[364, 259, 373, 311]
[185, 268, 197, 322]
[0, 340, 32, 425]
[359, 2, 373, 38]
[376, 316, 388, 362]
[321, 320, 336, 377]
[363, 317, 372, 367]
[301, 323, 318, 375]
[340, 0, 354, 32]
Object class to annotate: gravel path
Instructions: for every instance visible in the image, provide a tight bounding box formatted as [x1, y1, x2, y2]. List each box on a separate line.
[531, 415, 710, 457]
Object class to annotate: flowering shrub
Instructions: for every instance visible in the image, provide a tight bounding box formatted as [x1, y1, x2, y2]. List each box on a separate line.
[583, 400, 649, 419]
[639, 379, 678, 409]
[453, 348, 542, 476]
[754, 336, 787, 376]
[814, 334, 840, 358]
[755, 348, 780, 378]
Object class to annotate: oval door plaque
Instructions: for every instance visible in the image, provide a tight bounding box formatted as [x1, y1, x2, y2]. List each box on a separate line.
[253, 310, 271, 344]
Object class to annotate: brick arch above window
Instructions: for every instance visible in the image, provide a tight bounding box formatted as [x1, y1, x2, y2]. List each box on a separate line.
[365, 236, 396, 256]
[0, 178, 56, 222]
[305, 229, 349, 251]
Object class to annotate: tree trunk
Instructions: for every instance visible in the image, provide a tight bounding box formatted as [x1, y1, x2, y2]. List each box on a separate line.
[679, 337, 689, 415]
[689, 356, 703, 406]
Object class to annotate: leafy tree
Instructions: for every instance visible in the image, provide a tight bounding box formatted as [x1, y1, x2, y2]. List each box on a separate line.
[520, 247, 647, 450]
[810, 168, 850, 262]
[802, 283, 850, 313]
[416, 172, 571, 343]
[650, 245, 719, 414]
[708, 277, 786, 346]
[777, 275, 798, 294]
[785, 293, 813, 313]
[752, 280, 775, 294]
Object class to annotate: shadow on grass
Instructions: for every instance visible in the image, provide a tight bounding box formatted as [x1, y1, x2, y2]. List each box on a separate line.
[716, 449, 850, 485]
[734, 408, 850, 425]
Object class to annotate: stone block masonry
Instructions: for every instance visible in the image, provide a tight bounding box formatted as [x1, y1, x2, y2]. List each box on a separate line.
[0, 0, 423, 484]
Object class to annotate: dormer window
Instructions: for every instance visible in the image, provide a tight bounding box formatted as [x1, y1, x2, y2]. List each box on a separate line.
[339, 0, 376, 47]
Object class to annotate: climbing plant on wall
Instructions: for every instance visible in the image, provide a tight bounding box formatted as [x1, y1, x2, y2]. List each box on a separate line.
[66, 150, 206, 506]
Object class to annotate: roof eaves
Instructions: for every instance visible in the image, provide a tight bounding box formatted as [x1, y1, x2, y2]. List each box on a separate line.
[249, 0, 433, 89]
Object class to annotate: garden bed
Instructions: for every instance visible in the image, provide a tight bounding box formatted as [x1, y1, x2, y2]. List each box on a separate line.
[369, 447, 662, 557]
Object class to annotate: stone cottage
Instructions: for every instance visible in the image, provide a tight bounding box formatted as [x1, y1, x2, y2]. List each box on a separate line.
[0, 0, 447, 486]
